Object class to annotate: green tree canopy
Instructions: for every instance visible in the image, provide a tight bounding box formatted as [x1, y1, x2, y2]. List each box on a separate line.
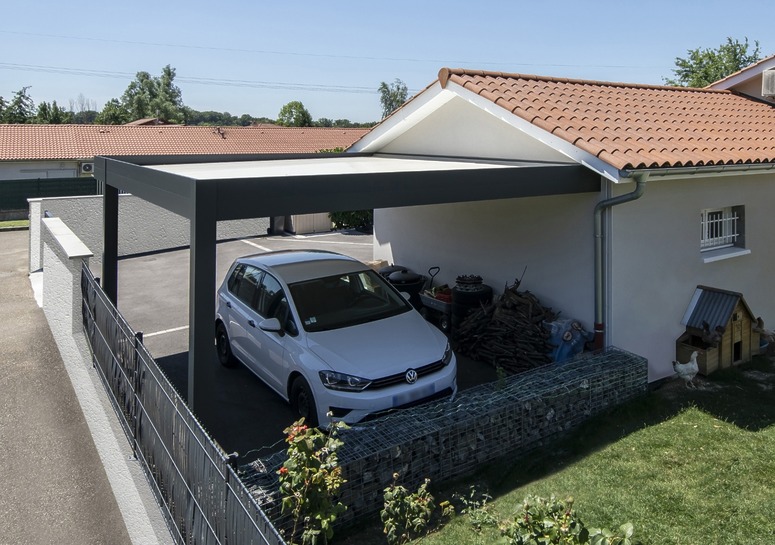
[665, 37, 762, 88]
[378, 78, 408, 119]
[98, 65, 186, 124]
[1, 86, 35, 123]
[277, 101, 313, 127]
[35, 100, 72, 124]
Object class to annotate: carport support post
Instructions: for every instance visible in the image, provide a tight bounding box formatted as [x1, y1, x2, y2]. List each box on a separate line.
[102, 184, 119, 304]
[188, 181, 217, 412]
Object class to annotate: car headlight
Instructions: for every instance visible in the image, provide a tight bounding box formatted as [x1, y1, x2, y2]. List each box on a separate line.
[442, 341, 453, 365]
[319, 370, 372, 392]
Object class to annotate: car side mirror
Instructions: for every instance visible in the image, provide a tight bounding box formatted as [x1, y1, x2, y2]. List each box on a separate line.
[259, 317, 284, 336]
[400, 291, 411, 301]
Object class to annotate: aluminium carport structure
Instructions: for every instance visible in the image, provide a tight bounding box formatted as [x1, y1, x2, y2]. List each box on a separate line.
[94, 152, 598, 415]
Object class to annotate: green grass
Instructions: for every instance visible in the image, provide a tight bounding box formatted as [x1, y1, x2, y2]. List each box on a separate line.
[0, 219, 29, 229]
[338, 356, 775, 545]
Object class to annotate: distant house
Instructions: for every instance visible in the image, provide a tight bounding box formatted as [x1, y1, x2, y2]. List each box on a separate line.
[350, 62, 775, 381]
[0, 124, 369, 181]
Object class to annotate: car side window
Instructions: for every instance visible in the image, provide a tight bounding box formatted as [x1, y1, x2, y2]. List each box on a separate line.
[227, 264, 245, 293]
[258, 273, 298, 336]
[234, 265, 262, 310]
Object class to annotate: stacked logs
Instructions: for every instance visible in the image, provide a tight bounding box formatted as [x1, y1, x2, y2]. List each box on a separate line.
[454, 280, 558, 375]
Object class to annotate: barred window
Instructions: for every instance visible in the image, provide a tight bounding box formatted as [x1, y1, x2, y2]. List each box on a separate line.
[701, 206, 743, 251]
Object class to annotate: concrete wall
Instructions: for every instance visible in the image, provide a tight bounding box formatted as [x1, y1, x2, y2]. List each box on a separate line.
[29, 194, 272, 272]
[608, 172, 775, 381]
[374, 192, 599, 331]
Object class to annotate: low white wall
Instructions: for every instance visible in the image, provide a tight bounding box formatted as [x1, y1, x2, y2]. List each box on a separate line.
[29, 194, 272, 272]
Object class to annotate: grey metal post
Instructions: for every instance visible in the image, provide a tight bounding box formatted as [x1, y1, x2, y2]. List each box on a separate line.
[102, 184, 119, 305]
[188, 181, 217, 411]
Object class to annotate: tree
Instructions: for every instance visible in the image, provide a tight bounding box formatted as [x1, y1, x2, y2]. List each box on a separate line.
[35, 100, 72, 124]
[276, 101, 313, 127]
[665, 37, 762, 88]
[95, 98, 131, 124]
[2, 86, 35, 123]
[378, 78, 408, 119]
[98, 65, 186, 124]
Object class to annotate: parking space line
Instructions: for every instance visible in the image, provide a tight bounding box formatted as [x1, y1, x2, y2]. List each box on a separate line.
[272, 237, 372, 246]
[143, 325, 189, 338]
[240, 239, 273, 251]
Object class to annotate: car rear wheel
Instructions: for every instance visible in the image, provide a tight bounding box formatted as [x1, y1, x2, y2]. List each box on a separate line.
[215, 323, 236, 367]
[290, 377, 319, 427]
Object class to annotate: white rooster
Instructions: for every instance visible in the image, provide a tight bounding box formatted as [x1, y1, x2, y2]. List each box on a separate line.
[673, 351, 699, 388]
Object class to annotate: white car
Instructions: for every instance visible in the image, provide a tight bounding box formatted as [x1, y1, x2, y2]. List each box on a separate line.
[215, 250, 457, 427]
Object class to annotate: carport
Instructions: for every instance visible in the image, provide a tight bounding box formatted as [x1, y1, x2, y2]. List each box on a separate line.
[94, 152, 598, 414]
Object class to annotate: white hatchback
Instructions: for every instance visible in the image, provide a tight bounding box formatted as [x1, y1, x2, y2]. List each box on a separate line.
[215, 250, 457, 427]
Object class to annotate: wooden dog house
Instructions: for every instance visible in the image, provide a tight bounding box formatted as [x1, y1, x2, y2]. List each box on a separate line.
[676, 286, 760, 375]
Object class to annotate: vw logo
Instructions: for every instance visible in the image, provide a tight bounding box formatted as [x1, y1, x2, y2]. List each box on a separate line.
[405, 369, 418, 384]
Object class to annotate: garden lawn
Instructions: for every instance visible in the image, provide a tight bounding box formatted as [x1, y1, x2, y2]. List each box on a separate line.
[339, 356, 775, 545]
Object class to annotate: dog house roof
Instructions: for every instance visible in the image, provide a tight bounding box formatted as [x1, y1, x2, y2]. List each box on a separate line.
[682, 285, 755, 331]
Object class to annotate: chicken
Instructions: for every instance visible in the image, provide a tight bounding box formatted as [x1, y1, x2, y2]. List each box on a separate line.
[753, 317, 775, 343]
[672, 351, 699, 388]
[701, 320, 725, 348]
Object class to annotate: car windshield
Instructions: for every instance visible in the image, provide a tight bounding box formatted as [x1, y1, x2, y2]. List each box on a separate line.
[289, 269, 412, 332]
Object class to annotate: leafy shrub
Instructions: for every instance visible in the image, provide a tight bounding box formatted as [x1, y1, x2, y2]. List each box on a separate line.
[589, 523, 636, 545]
[328, 210, 373, 231]
[381, 474, 444, 545]
[452, 485, 498, 533]
[501, 495, 589, 545]
[278, 418, 347, 545]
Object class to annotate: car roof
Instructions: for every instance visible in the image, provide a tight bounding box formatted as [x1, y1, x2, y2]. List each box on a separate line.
[236, 250, 370, 284]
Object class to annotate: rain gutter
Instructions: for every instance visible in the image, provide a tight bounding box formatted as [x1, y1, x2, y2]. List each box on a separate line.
[593, 172, 649, 349]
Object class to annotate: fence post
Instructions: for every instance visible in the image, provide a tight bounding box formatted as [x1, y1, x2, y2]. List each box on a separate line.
[132, 331, 144, 459]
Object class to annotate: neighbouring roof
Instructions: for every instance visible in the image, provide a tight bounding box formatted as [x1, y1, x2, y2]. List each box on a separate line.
[438, 67, 775, 171]
[707, 53, 775, 90]
[682, 285, 755, 331]
[0, 124, 369, 161]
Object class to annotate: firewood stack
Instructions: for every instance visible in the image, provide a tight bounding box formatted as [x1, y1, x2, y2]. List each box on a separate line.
[454, 279, 558, 375]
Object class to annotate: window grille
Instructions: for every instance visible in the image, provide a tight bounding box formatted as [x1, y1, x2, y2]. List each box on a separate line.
[701, 207, 739, 251]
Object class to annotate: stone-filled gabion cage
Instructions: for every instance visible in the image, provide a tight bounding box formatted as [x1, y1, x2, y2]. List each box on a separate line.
[242, 347, 647, 533]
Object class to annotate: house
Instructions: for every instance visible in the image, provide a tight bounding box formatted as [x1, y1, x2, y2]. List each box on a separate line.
[349, 65, 775, 382]
[0, 124, 369, 181]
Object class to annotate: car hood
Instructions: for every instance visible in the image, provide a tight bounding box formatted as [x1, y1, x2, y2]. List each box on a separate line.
[304, 311, 447, 379]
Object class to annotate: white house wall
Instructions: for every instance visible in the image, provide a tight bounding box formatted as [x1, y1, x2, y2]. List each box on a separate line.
[608, 173, 775, 381]
[374, 191, 598, 328]
[0, 160, 79, 180]
[379, 96, 572, 163]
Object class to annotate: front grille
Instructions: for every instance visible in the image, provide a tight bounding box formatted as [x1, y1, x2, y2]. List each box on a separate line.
[366, 360, 446, 390]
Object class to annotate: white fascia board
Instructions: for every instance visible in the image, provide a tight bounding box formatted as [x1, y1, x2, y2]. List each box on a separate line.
[348, 83, 456, 153]
[446, 81, 622, 183]
[708, 56, 775, 90]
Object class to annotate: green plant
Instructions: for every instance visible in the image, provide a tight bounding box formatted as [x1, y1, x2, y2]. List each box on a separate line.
[278, 418, 347, 545]
[328, 210, 373, 231]
[589, 523, 635, 545]
[452, 485, 497, 533]
[500, 495, 589, 545]
[381, 474, 438, 545]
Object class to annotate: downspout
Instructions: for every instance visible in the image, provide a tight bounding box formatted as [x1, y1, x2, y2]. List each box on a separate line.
[593, 172, 649, 349]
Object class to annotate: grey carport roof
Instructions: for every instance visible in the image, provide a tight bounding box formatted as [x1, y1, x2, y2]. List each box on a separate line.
[94, 152, 600, 413]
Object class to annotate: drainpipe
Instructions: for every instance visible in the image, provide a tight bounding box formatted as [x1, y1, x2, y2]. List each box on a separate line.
[593, 172, 649, 349]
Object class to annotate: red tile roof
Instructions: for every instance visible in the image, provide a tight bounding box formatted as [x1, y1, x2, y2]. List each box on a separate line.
[0, 124, 369, 161]
[439, 68, 775, 170]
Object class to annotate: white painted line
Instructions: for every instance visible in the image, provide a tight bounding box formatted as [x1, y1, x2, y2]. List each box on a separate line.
[240, 239, 272, 251]
[143, 325, 189, 338]
[270, 237, 372, 247]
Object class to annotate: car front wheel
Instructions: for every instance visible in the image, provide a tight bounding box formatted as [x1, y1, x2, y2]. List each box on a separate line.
[215, 323, 236, 367]
[290, 377, 319, 427]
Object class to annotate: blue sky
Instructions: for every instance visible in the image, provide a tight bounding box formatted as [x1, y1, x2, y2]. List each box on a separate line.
[1, 0, 772, 123]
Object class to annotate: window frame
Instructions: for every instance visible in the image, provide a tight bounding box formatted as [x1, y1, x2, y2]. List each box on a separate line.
[700, 205, 744, 252]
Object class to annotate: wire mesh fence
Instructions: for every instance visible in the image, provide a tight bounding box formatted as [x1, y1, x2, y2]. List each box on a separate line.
[243, 348, 648, 531]
[81, 263, 286, 545]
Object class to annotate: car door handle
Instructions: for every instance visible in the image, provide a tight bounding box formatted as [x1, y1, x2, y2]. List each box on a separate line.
[248, 319, 256, 328]
[226, 301, 232, 309]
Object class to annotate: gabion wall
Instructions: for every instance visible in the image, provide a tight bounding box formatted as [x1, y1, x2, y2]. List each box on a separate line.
[242, 347, 647, 531]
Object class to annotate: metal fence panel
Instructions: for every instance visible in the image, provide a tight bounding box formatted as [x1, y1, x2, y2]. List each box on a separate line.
[81, 264, 285, 545]
[1, 177, 99, 211]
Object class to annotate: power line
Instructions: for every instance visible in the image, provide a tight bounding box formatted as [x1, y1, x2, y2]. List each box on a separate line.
[0, 62, 422, 95]
[0, 29, 666, 70]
